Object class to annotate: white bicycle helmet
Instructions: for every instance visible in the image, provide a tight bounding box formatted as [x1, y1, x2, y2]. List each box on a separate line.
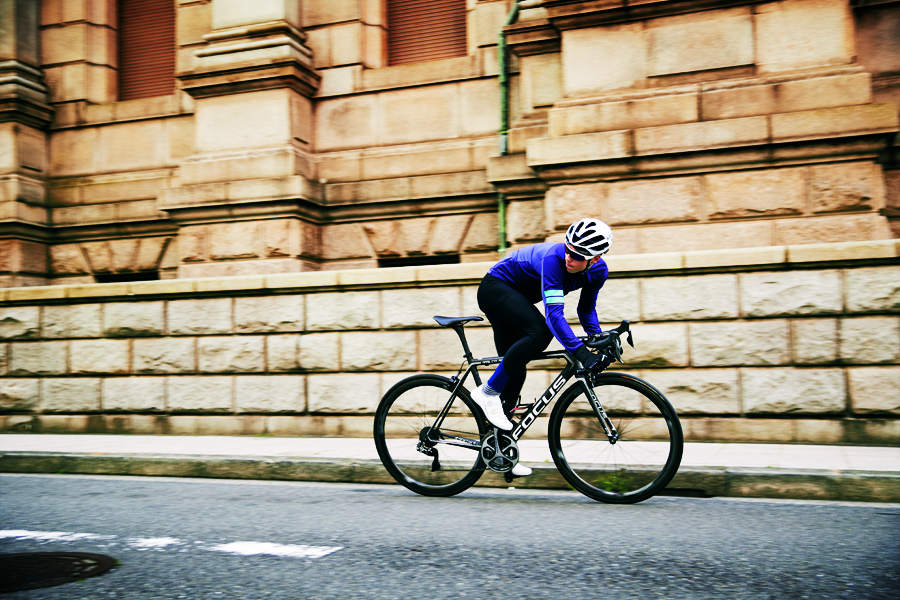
[565, 218, 613, 258]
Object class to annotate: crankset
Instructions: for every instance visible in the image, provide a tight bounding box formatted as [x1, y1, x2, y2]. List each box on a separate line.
[480, 430, 519, 473]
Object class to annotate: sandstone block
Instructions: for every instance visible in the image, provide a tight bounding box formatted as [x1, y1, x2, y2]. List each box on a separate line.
[267, 334, 300, 372]
[839, 317, 900, 364]
[0, 379, 40, 411]
[0, 344, 6, 376]
[341, 331, 417, 371]
[848, 367, 900, 415]
[50, 244, 90, 275]
[234, 295, 304, 333]
[545, 184, 604, 231]
[771, 104, 898, 142]
[383, 288, 461, 329]
[236, 376, 306, 413]
[634, 117, 768, 155]
[844, 267, 900, 313]
[362, 221, 401, 257]
[209, 222, 261, 260]
[549, 93, 698, 137]
[42, 304, 102, 338]
[133, 337, 195, 374]
[638, 221, 773, 253]
[642, 274, 739, 321]
[398, 218, 435, 256]
[570, 278, 639, 325]
[298, 333, 339, 371]
[460, 286, 484, 320]
[198, 337, 265, 373]
[462, 213, 499, 253]
[755, 0, 855, 74]
[0, 307, 40, 339]
[320, 224, 372, 260]
[306, 291, 379, 331]
[740, 270, 842, 316]
[647, 8, 753, 77]
[507, 200, 546, 242]
[810, 162, 880, 213]
[792, 319, 838, 364]
[381, 85, 458, 146]
[42, 378, 101, 412]
[562, 23, 646, 95]
[607, 177, 701, 226]
[568, 378, 646, 414]
[527, 131, 632, 166]
[307, 373, 380, 413]
[705, 168, 806, 219]
[690, 320, 790, 366]
[167, 376, 233, 412]
[429, 215, 472, 254]
[650, 369, 741, 414]
[102, 377, 165, 412]
[70, 339, 130, 374]
[9, 342, 67, 375]
[774, 214, 889, 246]
[420, 327, 495, 371]
[168, 299, 232, 335]
[179, 226, 207, 262]
[622, 323, 689, 367]
[103, 302, 164, 337]
[742, 368, 846, 414]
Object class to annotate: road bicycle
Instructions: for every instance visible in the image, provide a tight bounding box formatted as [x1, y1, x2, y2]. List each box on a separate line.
[373, 317, 683, 504]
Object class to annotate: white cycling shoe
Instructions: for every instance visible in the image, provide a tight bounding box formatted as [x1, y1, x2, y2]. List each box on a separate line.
[511, 463, 532, 477]
[470, 386, 514, 431]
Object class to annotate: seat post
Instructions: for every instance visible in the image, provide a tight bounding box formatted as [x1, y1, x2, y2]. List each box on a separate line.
[451, 326, 482, 387]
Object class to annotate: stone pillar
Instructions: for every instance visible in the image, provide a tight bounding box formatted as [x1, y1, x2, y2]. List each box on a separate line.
[0, 0, 53, 287]
[160, 0, 322, 278]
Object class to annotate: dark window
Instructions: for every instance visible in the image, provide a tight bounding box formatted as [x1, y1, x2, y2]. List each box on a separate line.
[118, 0, 176, 101]
[378, 255, 461, 268]
[387, 0, 467, 66]
[94, 272, 160, 283]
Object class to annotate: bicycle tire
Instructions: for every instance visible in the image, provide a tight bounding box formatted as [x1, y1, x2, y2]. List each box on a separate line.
[548, 372, 683, 504]
[374, 374, 488, 497]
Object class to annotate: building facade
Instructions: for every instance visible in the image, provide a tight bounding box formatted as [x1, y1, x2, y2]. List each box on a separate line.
[0, 0, 898, 287]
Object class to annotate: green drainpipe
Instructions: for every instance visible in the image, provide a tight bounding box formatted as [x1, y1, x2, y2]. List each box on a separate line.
[496, 0, 521, 254]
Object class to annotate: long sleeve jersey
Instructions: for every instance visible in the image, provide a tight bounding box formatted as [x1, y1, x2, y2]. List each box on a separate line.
[487, 242, 609, 353]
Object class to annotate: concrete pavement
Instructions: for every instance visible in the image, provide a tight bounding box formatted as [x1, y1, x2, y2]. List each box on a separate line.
[1, 434, 898, 502]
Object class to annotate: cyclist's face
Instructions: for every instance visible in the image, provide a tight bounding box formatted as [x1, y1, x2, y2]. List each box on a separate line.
[565, 245, 594, 273]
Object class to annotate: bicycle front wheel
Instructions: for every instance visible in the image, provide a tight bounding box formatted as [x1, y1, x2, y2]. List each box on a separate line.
[374, 374, 488, 497]
[548, 372, 683, 504]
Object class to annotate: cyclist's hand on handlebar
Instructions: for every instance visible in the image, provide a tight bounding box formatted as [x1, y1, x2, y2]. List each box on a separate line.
[574, 345, 612, 373]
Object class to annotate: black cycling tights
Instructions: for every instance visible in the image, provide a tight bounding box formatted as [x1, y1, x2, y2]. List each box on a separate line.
[477, 274, 553, 412]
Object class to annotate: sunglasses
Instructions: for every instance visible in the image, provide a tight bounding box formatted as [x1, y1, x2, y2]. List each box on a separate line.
[565, 247, 588, 262]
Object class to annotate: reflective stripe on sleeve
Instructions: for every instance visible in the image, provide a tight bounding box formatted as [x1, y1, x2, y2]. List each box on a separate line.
[543, 289, 564, 304]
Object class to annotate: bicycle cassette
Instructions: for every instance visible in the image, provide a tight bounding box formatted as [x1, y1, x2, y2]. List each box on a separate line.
[480, 431, 519, 473]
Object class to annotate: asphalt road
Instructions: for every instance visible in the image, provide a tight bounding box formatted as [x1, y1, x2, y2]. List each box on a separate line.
[1, 474, 898, 600]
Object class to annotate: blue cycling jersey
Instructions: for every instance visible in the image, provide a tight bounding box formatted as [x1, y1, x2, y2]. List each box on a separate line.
[487, 242, 608, 353]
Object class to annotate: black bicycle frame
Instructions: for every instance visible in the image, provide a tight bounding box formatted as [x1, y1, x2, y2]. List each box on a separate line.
[425, 347, 620, 450]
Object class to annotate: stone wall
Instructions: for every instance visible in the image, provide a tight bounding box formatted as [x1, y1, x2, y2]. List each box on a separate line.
[2, 0, 897, 287]
[1, 240, 898, 444]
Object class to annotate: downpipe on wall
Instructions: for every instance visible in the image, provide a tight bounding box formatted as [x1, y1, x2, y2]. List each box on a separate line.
[495, 0, 523, 254]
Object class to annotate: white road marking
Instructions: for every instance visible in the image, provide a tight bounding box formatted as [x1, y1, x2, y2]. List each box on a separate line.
[0, 530, 114, 542]
[127, 537, 184, 549]
[207, 541, 343, 559]
[0, 530, 342, 559]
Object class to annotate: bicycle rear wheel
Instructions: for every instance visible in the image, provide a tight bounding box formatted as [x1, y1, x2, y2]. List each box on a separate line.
[374, 374, 488, 497]
[548, 372, 683, 504]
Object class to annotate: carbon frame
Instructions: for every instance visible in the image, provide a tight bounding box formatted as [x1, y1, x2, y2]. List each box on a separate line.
[425, 347, 619, 453]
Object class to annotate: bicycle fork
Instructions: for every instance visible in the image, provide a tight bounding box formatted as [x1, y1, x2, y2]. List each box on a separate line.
[578, 374, 620, 444]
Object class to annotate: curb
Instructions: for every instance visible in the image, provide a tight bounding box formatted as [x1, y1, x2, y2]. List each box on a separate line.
[2, 452, 898, 503]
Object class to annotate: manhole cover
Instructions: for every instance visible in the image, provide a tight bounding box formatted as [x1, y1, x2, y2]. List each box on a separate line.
[0, 552, 117, 593]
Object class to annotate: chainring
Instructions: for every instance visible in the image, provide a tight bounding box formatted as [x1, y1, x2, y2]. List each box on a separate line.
[480, 431, 519, 473]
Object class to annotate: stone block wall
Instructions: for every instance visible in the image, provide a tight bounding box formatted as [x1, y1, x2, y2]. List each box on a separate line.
[1, 240, 897, 445]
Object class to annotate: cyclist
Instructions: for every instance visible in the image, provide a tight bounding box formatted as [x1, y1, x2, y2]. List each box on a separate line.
[471, 218, 615, 476]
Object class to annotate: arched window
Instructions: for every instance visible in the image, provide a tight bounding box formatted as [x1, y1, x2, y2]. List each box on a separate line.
[118, 0, 176, 101]
[387, 0, 467, 66]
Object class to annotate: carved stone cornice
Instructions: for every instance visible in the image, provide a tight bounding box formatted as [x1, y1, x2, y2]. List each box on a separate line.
[542, 0, 763, 29]
[178, 21, 321, 99]
[0, 60, 53, 128]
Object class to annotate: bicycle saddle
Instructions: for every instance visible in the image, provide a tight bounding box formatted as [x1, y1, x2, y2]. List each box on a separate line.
[433, 315, 484, 328]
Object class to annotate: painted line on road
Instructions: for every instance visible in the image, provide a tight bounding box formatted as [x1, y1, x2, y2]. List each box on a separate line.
[0, 530, 343, 559]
